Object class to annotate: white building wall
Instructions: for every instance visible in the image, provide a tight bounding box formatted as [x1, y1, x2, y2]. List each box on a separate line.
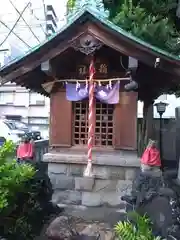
[0, 85, 50, 138]
[138, 94, 180, 119]
[0, 0, 68, 139]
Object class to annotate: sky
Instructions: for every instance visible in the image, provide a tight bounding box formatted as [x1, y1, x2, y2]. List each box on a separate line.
[0, 0, 67, 53]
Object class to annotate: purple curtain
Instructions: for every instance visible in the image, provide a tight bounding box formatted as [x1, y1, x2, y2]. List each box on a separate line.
[66, 81, 120, 104]
[95, 81, 120, 104]
[66, 83, 88, 101]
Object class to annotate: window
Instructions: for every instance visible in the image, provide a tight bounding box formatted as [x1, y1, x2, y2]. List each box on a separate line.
[28, 117, 49, 125]
[73, 101, 114, 147]
[29, 92, 45, 105]
[4, 121, 28, 130]
[5, 115, 22, 121]
[0, 92, 14, 104]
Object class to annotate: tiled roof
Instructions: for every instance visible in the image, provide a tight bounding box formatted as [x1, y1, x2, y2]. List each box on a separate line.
[0, 5, 179, 71]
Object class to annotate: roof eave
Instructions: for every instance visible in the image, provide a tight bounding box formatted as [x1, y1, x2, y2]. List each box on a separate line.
[1, 6, 180, 83]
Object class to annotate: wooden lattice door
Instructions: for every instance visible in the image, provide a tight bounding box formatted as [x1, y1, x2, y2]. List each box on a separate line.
[73, 101, 89, 145]
[73, 101, 114, 147]
[95, 102, 113, 147]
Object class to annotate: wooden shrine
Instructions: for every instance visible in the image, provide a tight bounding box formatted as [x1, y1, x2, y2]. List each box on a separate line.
[49, 46, 137, 151]
[1, 7, 180, 207]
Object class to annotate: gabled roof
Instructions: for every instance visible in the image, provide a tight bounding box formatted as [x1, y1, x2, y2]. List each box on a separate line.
[0, 5, 180, 85]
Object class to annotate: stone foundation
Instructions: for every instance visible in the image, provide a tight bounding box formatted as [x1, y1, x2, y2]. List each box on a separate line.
[43, 151, 140, 208]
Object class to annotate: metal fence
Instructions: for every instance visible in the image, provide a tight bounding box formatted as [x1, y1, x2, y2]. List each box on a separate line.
[35, 121, 176, 163]
[137, 118, 176, 161]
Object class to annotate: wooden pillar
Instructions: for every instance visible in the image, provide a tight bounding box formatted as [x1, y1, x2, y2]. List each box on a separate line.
[113, 101, 121, 148]
[137, 100, 154, 156]
[146, 103, 154, 140]
[50, 90, 72, 147]
[175, 107, 180, 180]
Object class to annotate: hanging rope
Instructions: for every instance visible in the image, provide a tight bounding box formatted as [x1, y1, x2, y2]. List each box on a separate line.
[41, 77, 130, 93]
[84, 58, 95, 177]
[59, 77, 129, 83]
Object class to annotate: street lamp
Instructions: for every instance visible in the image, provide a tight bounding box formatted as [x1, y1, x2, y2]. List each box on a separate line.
[154, 101, 168, 161]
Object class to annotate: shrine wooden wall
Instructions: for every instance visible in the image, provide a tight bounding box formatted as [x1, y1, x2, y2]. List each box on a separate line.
[49, 89, 137, 150]
[113, 91, 137, 150]
[49, 45, 137, 150]
[50, 90, 72, 147]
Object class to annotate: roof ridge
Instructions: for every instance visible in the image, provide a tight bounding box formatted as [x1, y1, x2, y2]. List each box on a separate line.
[0, 6, 179, 71]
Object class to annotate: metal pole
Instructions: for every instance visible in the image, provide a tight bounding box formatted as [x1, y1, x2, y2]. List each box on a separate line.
[159, 113, 163, 161]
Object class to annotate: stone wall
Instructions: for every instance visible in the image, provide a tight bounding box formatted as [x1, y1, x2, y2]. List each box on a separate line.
[47, 160, 139, 208]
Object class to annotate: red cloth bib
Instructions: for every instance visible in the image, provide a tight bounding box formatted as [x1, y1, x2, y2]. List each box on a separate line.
[17, 142, 34, 159]
[141, 146, 161, 167]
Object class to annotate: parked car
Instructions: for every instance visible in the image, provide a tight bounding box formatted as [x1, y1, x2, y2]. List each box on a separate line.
[0, 137, 6, 147]
[0, 119, 42, 144]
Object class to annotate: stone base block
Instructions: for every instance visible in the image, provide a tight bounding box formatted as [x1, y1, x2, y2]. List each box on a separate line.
[49, 174, 75, 190]
[52, 190, 81, 205]
[82, 192, 126, 207]
[48, 163, 68, 174]
[48, 162, 139, 180]
[75, 177, 95, 191]
[47, 156, 138, 208]
[93, 180, 117, 192]
[82, 192, 102, 207]
[92, 166, 125, 180]
[102, 192, 124, 207]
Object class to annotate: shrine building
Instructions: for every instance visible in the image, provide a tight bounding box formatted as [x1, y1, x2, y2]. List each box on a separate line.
[0, 3, 180, 207]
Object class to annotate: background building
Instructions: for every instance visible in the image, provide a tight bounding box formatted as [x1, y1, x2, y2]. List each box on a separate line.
[0, 0, 68, 138]
[138, 94, 180, 119]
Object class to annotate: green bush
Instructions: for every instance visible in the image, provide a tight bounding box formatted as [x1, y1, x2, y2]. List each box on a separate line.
[114, 212, 163, 240]
[0, 141, 55, 240]
[0, 141, 35, 209]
